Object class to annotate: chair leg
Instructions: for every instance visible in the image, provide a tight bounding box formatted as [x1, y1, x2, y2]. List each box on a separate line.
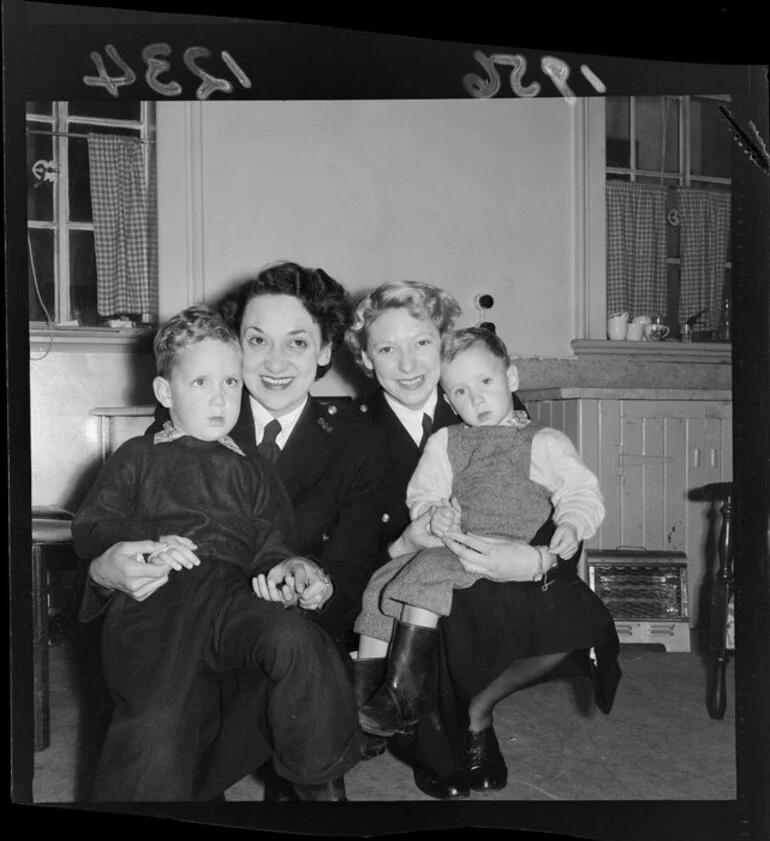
[707, 651, 729, 720]
[32, 543, 50, 751]
[706, 491, 733, 721]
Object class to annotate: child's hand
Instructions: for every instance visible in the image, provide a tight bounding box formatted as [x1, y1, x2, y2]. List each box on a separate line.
[430, 498, 462, 539]
[549, 524, 579, 560]
[147, 534, 201, 570]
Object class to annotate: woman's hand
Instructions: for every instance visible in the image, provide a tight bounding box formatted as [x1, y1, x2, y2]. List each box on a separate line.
[252, 557, 334, 610]
[89, 540, 174, 602]
[441, 531, 545, 582]
[388, 509, 445, 558]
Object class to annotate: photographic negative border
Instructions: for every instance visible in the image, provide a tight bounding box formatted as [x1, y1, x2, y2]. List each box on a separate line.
[5, 3, 768, 839]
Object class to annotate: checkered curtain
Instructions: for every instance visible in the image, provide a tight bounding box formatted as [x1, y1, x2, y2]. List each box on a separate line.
[606, 181, 668, 321]
[88, 134, 157, 320]
[677, 188, 731, 332]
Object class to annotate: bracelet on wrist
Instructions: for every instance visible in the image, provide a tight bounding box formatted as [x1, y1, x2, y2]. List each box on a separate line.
[533, 546, 555, 590]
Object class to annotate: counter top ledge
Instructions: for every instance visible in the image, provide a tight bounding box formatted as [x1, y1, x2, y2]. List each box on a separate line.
[518, 388, 733, 401]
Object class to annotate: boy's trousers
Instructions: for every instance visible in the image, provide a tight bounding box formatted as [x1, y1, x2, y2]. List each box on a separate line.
[91, 562, 361, 801]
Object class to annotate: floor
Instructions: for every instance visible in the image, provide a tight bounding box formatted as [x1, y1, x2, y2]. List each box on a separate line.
[31, 625, 736, 805]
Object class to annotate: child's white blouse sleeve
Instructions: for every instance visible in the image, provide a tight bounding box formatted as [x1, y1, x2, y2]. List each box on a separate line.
[530, 427, 606, 540]
[406, 428, 454, 520]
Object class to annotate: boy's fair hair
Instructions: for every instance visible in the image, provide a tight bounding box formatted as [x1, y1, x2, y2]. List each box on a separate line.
[345, 280, 462, 375]
[154, 305, 241, 378]
[441, 326, 512, 368]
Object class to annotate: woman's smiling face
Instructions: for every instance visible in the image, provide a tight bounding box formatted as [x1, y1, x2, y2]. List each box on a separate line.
[362, 307, 442, 411]
[240, 293, 331, 417]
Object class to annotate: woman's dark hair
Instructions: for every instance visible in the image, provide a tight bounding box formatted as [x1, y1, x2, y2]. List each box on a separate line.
[226, 261, 352, 380]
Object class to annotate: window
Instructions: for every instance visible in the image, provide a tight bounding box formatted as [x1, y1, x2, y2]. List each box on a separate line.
[605, 95, 732, 342]
[26, 101, 158, 328]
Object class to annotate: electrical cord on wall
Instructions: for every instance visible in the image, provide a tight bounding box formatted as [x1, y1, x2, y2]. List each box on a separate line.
[28, 231, 55, 361]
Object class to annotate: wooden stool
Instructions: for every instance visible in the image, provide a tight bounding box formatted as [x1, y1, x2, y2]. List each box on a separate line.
[31, 506, 76, 751]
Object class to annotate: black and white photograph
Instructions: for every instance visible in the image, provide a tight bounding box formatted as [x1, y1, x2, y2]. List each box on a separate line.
[6, 3, 768, 840]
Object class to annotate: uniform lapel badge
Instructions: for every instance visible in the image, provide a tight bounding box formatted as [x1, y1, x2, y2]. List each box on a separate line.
[317, 416, 334, 434]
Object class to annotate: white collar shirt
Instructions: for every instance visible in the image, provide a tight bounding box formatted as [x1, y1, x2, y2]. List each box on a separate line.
[384, 389, 439, 447]
[250, 394, 309, 451]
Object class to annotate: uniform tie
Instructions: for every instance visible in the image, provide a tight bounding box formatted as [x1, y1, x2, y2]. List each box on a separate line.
[258, 419, 282, 463]
[419, 413, 433, 451]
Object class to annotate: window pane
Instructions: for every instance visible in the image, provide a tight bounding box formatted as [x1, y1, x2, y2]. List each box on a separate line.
[68, 101, 142, 121]
[27, 129, 55, 222]
[28, 228, 56, 322]
[606, 97, 631, 168]
[636, 175, 679, 187]
[68, 124, 142, 223]
[689, 180, 730, 193]
[690, 97, 732, 179]
[27, 101, 54, 115]
[636, 96, 680, 174]
[665, 186, 680, 260]
[69, 230, 99, 326]
[606, 172, 631, 182]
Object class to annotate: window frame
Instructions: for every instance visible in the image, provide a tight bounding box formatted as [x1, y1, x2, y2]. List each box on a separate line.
[572, 97, 732, 362]
[27, 101, 156, 335]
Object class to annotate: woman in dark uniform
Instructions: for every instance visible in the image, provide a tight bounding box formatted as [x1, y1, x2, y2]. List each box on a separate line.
[85, 261, 386, 802]
[345, 280, 622, 800]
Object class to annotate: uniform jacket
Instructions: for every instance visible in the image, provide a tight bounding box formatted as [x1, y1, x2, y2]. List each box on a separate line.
[349, 387, 531, 555]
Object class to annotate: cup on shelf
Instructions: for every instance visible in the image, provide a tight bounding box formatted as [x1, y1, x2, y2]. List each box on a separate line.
[626, 322, 645, 341]
[644, 322, 670, 341]
[607, 311, 629, 340]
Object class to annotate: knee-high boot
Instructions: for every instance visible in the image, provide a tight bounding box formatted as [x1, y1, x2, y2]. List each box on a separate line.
[353, 657, 388, 708]
[358, 622, 437, 738]
[354, 657, 389, 759]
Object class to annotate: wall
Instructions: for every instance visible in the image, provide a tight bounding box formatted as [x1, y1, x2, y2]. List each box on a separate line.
[157, 98, 580, 369]
[29, 98, 731, 509]
[29, 345, 155, 509]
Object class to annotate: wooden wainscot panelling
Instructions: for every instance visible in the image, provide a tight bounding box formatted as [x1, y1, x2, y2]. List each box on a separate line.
[520, 389, 733, 629]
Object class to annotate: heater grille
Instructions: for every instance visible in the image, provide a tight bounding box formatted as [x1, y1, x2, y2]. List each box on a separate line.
[587, 552, 689, 622]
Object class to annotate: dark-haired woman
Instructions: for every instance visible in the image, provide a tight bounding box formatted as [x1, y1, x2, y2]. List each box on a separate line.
[84, 262, 386, 801]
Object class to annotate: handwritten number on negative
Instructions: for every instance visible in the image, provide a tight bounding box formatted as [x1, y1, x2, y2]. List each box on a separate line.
[463, 50, 603, 102]
[143, 44, 183, 97]
[183, 47, 233, 100]
[83, 44, 137, 98]
[83, 44, 252, 100]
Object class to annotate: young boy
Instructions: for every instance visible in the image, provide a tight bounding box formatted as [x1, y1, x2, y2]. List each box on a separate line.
[354, 326, 606, 738]
[72, 305, 360, 801]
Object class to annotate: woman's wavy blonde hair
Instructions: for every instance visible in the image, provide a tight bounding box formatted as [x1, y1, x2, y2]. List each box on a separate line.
[345, 280, 462, 376]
